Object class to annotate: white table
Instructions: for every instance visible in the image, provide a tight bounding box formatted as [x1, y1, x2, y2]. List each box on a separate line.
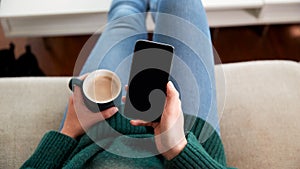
[0, 0, 300, 37]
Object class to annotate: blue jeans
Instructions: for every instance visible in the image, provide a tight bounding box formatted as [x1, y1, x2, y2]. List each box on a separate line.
[60, 0, 220, 135]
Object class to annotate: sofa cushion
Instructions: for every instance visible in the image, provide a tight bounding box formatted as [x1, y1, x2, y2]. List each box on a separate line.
[0, 77, 70, 168]
[219, 61, 300, 168]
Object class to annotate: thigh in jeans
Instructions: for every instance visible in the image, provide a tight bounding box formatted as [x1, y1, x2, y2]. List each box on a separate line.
[59, 0, 149, 130]
[150, 0, 220, 136]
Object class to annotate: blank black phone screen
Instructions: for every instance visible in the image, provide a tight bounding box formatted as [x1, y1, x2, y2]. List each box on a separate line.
[123, 40, 174, 122]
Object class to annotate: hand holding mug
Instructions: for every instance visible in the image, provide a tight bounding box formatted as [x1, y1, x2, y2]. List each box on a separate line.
[61, 74, 119, 139]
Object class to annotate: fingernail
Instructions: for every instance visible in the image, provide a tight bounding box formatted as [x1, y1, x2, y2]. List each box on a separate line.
[130, 120, 135, 125]
[114, 107, 119, 112]
[168, 81, 175, 89]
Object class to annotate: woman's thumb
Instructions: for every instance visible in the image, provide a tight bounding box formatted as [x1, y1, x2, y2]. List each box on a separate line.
[166, 81, 179, 101]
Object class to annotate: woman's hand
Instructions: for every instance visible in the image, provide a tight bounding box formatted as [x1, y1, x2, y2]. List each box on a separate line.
[61, 75, 118, 139]
[129, 81, 187, 160]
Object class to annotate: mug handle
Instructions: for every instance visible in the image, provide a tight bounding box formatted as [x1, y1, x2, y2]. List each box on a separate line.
[68, 78, 83, 91]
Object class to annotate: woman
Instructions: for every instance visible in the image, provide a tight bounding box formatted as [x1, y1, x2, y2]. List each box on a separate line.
[21, 0, 235, 168]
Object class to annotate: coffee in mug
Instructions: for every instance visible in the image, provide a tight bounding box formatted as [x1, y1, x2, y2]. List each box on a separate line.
[69, 69, 122, 112]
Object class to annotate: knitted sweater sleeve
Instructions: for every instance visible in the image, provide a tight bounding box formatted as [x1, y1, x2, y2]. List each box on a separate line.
[165, 116, 237, 169]
[165, 132, 231, 169]
[20, 131, 78, 169]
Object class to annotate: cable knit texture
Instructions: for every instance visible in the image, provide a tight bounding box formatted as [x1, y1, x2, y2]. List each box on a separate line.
[21, 112, 236, 169]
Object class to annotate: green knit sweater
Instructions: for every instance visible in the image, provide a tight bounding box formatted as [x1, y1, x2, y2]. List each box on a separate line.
[21, 112, 235, 169]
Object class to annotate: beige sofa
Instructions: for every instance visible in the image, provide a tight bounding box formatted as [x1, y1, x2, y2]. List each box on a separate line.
[0, 60, 300, 169]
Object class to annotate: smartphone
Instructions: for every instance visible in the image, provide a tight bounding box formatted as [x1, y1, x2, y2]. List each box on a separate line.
[123, 40, 174, 122]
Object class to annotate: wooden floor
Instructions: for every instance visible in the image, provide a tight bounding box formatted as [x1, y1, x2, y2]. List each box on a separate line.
[212, 25, 300, 63]
[1, 24, 299, 76]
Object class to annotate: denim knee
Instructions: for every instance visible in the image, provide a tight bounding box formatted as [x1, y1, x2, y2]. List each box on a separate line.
[108, 0, 148, 21]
